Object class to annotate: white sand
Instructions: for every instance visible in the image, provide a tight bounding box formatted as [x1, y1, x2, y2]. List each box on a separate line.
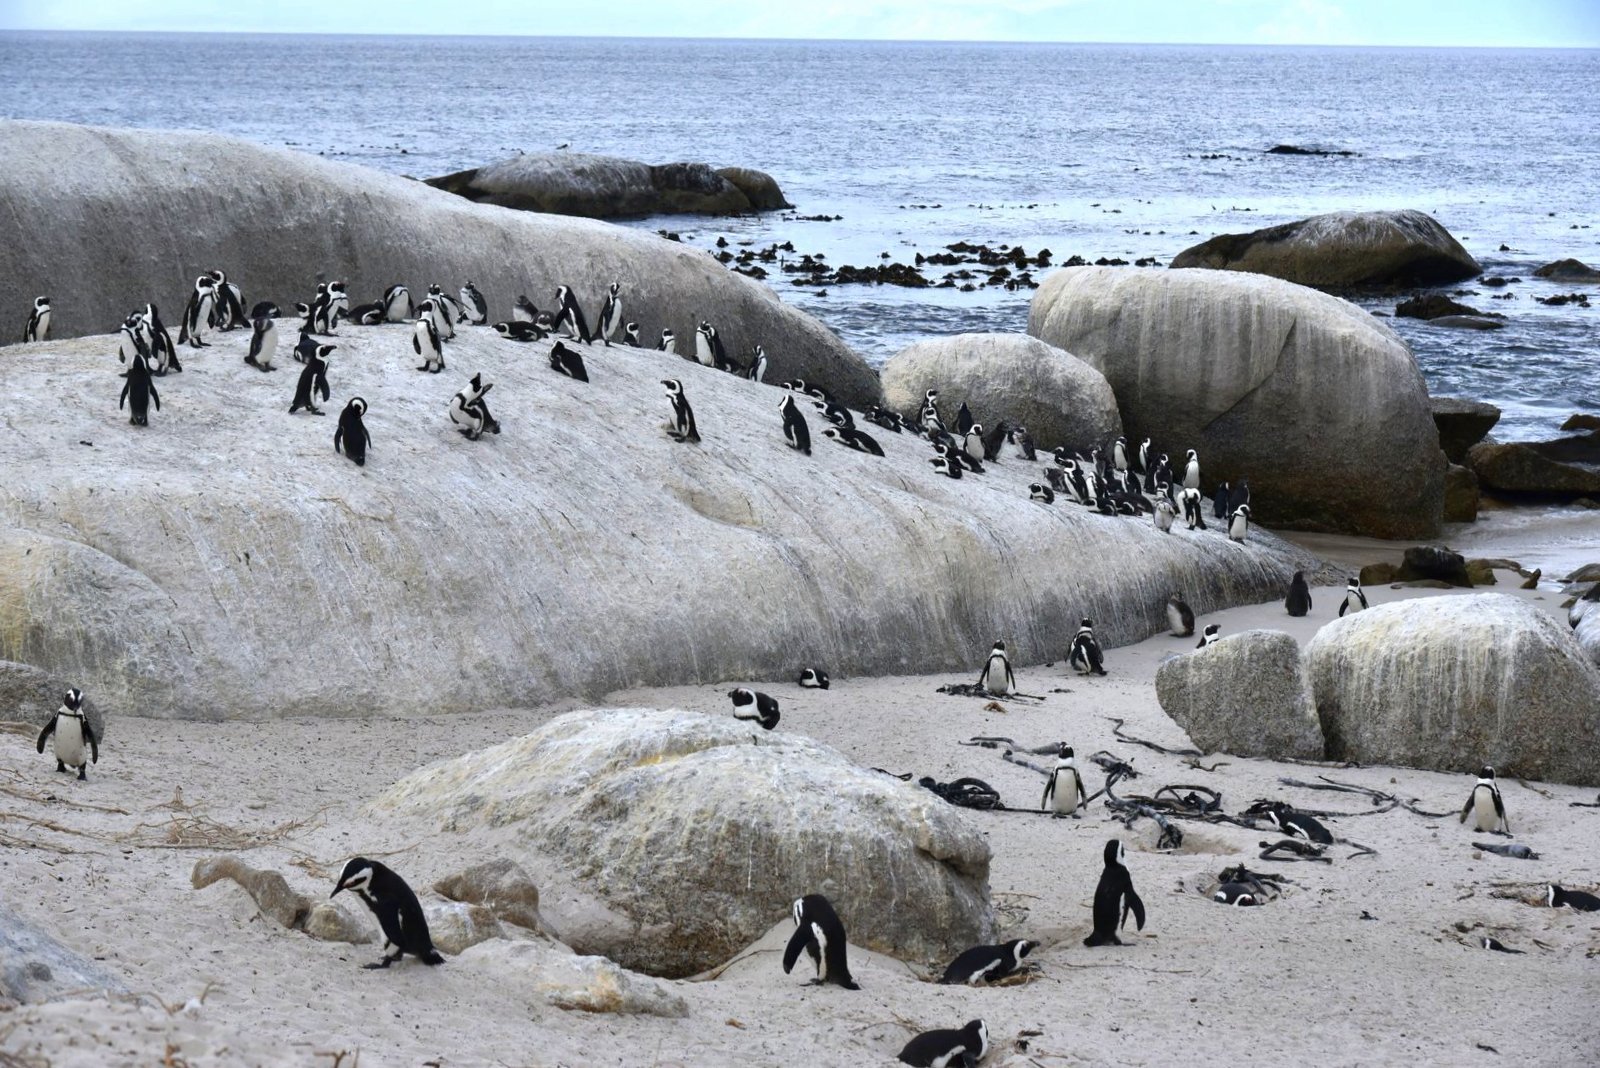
[3, 583, 1597, 1066]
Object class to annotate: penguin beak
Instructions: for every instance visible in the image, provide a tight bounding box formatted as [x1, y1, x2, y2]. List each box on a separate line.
[331, 878, 348, 898]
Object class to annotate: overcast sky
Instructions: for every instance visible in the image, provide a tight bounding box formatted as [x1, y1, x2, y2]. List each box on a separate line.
[2, 0, 1597, 47]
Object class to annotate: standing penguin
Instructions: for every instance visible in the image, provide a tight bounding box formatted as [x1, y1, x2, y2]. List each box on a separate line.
[334, 397, 371, 466]
[779, 394, 811, 455]
[548, 341, 589, 382]
[1009, 425, 1038, 461]
[458, 281, 489, 325]
[976, 640, 1015, 695]
[553, 285, 592, 342]
[596, 281, 622, 345]
[1339, 577, 1369, 617]
[448, 374, 500, 440]
[1112, 436, 1129, 474]
[1083, 839, 1146, 947]
[22, 296, 50, 342]
[117, 313, 149, 364]
[748, 344, 768, 383]
[1229, 478, 1251, 515]
[1196, 623, 1221, 648]
[1041, 744, 1088, 816]
[1180, 487, 1207, 531]
[119, 352, 160, 426]
[1182, 449, 1201, 490]
[695, 320, 728, 369]
[413, 312, 444, 373]
[962, 424, 987, 467]
[423, 284, 458, 334]
[658, 328, 678, 356]
[382, 283, 414, 322]
[1459, 766, 1510, 834]
[331, 858, 445, 969]
[782, 894, 859, 990]
[1285, 571, 1313, 617]
[1069, 619, 1107, 676]
[209, 269, 246, 330]
[1153, 496, 1176, 533]
[955, 401, 974, 436]
[661, 379, 700, 443]
[729, 687, 780, 731]
[1166, 594, 1195, 637]
[178, 274, 216, 347]
[1228, 504, 1251, 543]
[245, 310, 279, 371]
[622, 322, 642, 347]
[898, 1020, 989, 1068]
[511, 294, 537, 323]
[35, 689, 98, 781]
[143, 303, 179, 372]
[1212, 482, 1231, 521]
[289, 344, 333, 415]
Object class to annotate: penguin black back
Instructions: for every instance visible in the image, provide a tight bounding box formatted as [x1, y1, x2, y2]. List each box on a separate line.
[783, 893, 858, 989]
[1285, 571, 1312, 617]
[1084, 839, 1145, 946]
[898, 1019, 988, 1068]
[119, 352, 160, 426]
[334, 397, 371, 466]
[332, 857, 444, 968]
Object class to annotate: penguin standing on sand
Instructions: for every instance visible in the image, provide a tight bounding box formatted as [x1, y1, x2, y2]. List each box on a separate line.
[246, 310, 279, 371]
[118, 313, 149, 364]
[962, 424, 987, 467]
[1112, 436, 1129, 474]
[413, 312, 444, 373]
[1069, 619, 1107, 676]
[1339, 577, 1368, 617]
[729, 687, 780, 731]
[798, 668, 830, 689]
[955, 402, 974, 436]
[1041, 744, 1087, 816]
[553, 285, 591, 342]
[1167, 594, 1195, 637]
[661, 379, 700, 443]
[1459, 766, 1510, 834]
[424, 284, 458, 334]
[448, 374, 500, 440]
[1153, 496, 1176, 532]
[35, 689, 98, 781]
[977, 640, 1015, 696]
[119, 352, 160, 426]
[779, 394, 811, 455]
[783, 894, 858, 989]
[331, 858, 445, 969]
[1084, 839, 1145, 947]
[658, 328, 678, 356]
[1286, 571, 1313, 617]
[1212, 482, 1231, 520]
[898, 1020, 988, 1068]
[1196, 623, 1221, 648]
[548, 341, 589, 382]
[22, 296, 50, 342]
[941, 942, 1035, 985]
[1009, 425, 1038, 461]
[289, 345, 333, 414]
[334, 397, 371, 466]
[178, 274, 216, 347]
[383, 284, 414, 322]
[459, 281, 488, 325]
[596, 281, 622, 345]
[143, 303, 179, 372]
[1228, 504, 1251, 543]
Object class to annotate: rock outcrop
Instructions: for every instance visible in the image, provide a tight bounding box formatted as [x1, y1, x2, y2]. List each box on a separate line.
[1431, 397, 1501, 463]
[423, 902, 509, 956]
[1154, 630, 1323, 761]
[880, 333, 1122, 454]
[1467, 441, 1600, 497]
[191, 858, 370, 943]
[0, 120, 872, 407]
[1305, 595, 1600, 785]
[434, 859, 544, 933]
[369, 708, 994, 977]
[1533, 258, 1600, 283]
[1028, 266, 1446, 537]
[1394, 546, 1472, 587]
[1169, 210, 1481, 288]
[426, 152, 791, 218]
[1444, 464, 1480, 522]
[1, 902, 127, 1004]
[0, 325, 1318, 720]
[461, 940, 689, 1017]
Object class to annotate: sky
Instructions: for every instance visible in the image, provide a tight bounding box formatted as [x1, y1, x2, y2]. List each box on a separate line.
[1, 0, 1598, 47]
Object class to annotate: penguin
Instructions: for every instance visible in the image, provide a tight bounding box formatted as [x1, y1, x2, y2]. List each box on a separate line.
[1041, 744, 1088, 816]
[382, 283, 414, 322]
[595, 281, 621, 345]
[1480, 936, 1522, 953]
[797, 667, 830, 689]
[1182, 449, 1201, 490]
[116, 313, 148, 364]
[930, 455, 962, 479]
[1180, 487, 1208, 530]
[898, 1020, 988, 1068]
[920, 390, 946, 436]
[955, 401, 974, 436]
[661, 379, 699, 443]
[1113, 436, 1129, 473]
[1069, 619, 1107, 676]
[553, 284, 592, 342]
[493, 321, 545, 342]
[22, 296, 50, 342]
[333, 397, 371, 466]
[1008, 425, 1037, 461]
[1228, 504, 1251, 543]
[144, 303, 179, 372]
[1029, 482, 1055, 503]
[511, 293, 536, 324]
[325, 280, 353, 333]
[658, 328, 678, 355]
[1212, 482, 1231, 520]
[1256, 802, 1332, 843]
[1229, 478, 1251, 516]
[1338, 577, 1369, 617]
[459, 281, 488, 325]
[622, 322, 642, 347]
[779, 394, 811, 455]
[178, 274, 216, 347]
[940, 941, 1035, 986]
[976, 640, 1015, 696]
[1136, 437, 1151, 477]
[1084, 839, 1146, 947]
[1548, 884, 1600, 912]
[345, 302, 385, 326]
[1153, 497, 1176, 533]
[812, 399, 855, 429]
[289, 345, 333, 415]
[119, 351, 160, 426]
[209, 269, 246, 330]
[822, 427, 884, 456]
[1285, 571, 1313, 617]
[748, 344, 768, 383]
[1167, 595, 1195, 637]
[548, 341, 589, 382]
[729, 687, 780, 730]
[293, 327, 322, 365]
[1043, 466, 1068, 494]
[1213, 884, 1259, 907]
[1459, 766, 1510, 834]
[782, 894, 858, 989]
[35, 688, 98, 781]
[962, 424, 987, 466]
[245, 311, 279, 371]
[448, 373, 500, 440]
[866, 406, 906, 435]
[425, 284, 459, 334]
[331, 858, 445, 969]
[695, 319, 728, 369]
[1196, 623, 1221, 648]
[413, 313, 445, 372]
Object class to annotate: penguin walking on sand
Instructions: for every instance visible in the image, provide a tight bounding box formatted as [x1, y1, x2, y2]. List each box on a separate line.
[977, 640, 1015, 696]
[331, 858, 445, 969]
[548, 341, 589, 382]
[334, 397, 371, 466]
[1084, 839, 1145, 947]
[779, 394, 811, 455]
[1228, 504, 1251, 543]
[1459, 766, 1510, 834]
[553, 285, 592, 342]
[1339, 577, 1368, 617]
[1180, 487, 1207, 531]
[449, 374, 500, 440]
[246, 310, 279, 371]
[382, 284, 414, 322]
[1167, 594, 1195, 637]
[798, 668, 830, 689]
[898, 1020, 988, 1068]
[35, 689, 98, 781]
[289, 345, 333, 414]
[940, 941, 1035, 985]
[178, 274, 216, 347]
[1041, 744, 1088, 816]
[1196, 623, 1221, 648]
[783, 894, 859, 989]
[119, 352, 160, 426]
[661, 379, 700, 442]
[1286, 571, 1312, 617]
[413, 312, 445, 372]
[459, 281, 488, 325]
[729, 687, 780, 731]
[1069, 619, 1107, 676]
[22, 296, 50, 342]
[596, 281, 622, 345]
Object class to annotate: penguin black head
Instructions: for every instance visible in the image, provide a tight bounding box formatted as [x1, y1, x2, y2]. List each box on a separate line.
[661, 379, 684, 396]
[315, 344, 336, 360]
[822, 427, 844, 442]
[1234, 504, 1251, 517]
[1478, 766, 1496, 781]
[62, 688, 84, 711]
[346, 397, 368, 417]
[1080, 618, 1094, 629]
[1104, 839, 1127, 867]
[608, 281, 620, 297]
[209, 268, 227, 284]
[1058, 743, 1074, 759]
[329, 281, 347, 295]
[332, 857, 377, 898]
[194, 274, 214, 289]
[1186, 449, 1197, 461]
[925, 388, 939, 402]
[991, 640, 1006, 652]
[34, 295, 49, 309]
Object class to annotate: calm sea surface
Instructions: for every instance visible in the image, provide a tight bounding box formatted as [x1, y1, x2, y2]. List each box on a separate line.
[4, 33, 1597, 441]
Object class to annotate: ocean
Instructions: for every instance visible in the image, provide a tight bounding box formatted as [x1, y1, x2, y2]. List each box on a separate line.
[3, 32, 1597, 441]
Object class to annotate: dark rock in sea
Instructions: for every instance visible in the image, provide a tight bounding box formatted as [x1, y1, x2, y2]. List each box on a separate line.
[1428, 315, 1506, 330]
[1444, 464, 1480, 523]
[1532, 258, 1600, 283]
[1561, 413, 1600, 433]
[1467, 440, 1600, 497]
[1396, 294, 1489, 320]
[426, 152, 791, 219]
[1170, 210, 1481, 289]
[1396, 546, 1472, 587]
[1535, 292, 1592, 307]
[1480, 276, 1512, 287]
[1430, 396, 1501, 464]
[1266, 144, 1359, 157]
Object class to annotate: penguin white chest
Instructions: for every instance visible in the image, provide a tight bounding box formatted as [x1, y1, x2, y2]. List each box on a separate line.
[1049, 771, 1079, 814]
[1472, 787, 1500, 831]
[984, 656, 1012, 694]
[1166, 603, 1185, 634]
[53, 716, 87, 766]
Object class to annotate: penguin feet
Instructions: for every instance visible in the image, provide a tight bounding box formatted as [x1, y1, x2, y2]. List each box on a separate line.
[309, 408, 325, 416]
[76, 766, 87, 781]
[363, 952, 401, 970]
[55, 761, 67, 773]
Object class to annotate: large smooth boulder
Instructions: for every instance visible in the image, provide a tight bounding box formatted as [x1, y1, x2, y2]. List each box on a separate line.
[880, 333, 1121, 454]
[1170, 209, 1481, 288]
[1431, 397, 1501, 463]
[0, 120, 874, 408]
[0, 325, 1318, 720]
[426, 152, 791, 218]
[369, 708, 993, 977]
[1, 902, 127, 1004]
[1306, 595, 1600, 785]
[1467, 441, 1600, 496]
[1028, 266, 1446, 537]
[1154, 630, 1323, 761]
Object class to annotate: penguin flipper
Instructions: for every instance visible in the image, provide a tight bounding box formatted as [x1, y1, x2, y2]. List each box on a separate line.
[317, 377, 330, 403]
[334, 425, 345, 454]
[149, 382, 160, 410]
[781, 926, 810, 975]
[1123, 887, 1146, 931]
[1493, 791, 1508, 832]
[85, 723, 99, 764]
[36, 718, 56, 753]
[1458, 796, 1473, 824]
[119, 382, 129, 409]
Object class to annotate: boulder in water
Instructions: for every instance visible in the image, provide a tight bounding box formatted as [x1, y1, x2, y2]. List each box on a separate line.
[1430, 397, 1501, 463]
[1155, 630, 1324, 761]
[1444, 464, 1480, 523]
[1466, 441, 1600, 497]
[1395, 546, 1472, 587]
[1396, 294, 1490, 320]
[1532, 258, 1600, 283]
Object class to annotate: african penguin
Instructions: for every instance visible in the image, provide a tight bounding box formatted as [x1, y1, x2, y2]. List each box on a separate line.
[1009, 425, 1037, 461]
[553, 284, 591, 342]
[661, 379, 699, 442]
[413, 313, 445, 372]
[1548, 884, 1600, 911]
[35, 688, 98, 780]
[622, 321, 642, 347]
[144, 303, 179, 372]
[822, 426, 884, 456]
[1480, 936, 1522, 953]
[1180, 487, 1207, 530]
[1113, 436, 1129, 473]
[511, 294, 536, 323]
[1459, 766, 1509, 834]
[289, 344, 334, 414]
[1069, 619, 1107, 676]
[976, 640, 1015, 696]
[747, 344, 768, 383]
[119, 352, 160, 426]
[658, 328, 678, 355]
[694, 320, 728, 369]
[940, 941, 1035, 986]
[897, 1020, 988, 1068]
[1228, 504, 1251, 543]
[779, 394, 811, 455]
[448, 373, 500, 440]
[1213, 884, 1259, 906]
[1195, 623, 1221, 648]
[383, 283, 414, 322]
[954, 401, 974, 436]
[246, 311, 279, 371]
[782, 894, 858, 989]
[1229, 478, 1251, 515]
[346, 301, 385, 326]
[459, 281, 488, 325]
[1182, 449, 1200, 490]
[23, 296, 50, 342]
[1153, 496, 1176, 532]
[1255, 802, 1332, 844]
[331, 858, 445, 968]
[1084, 839, 1146, 946]
[548, 341, 589, 382]
[930, 455, 962, 479]
[334, 397, 371, 466]
[1041, 744, 1088, 816]
[729, 687, 780, 730]
[178, 274, 216, 347]
[797, 667, 830, 689]
[1212, 482, 1231, 520]
[117, 313, 148, 364]
[962, 424, 986, 466]
[424, 284, 459, 332]
[1029, 482, 1055, 503]
[494, 321, 545, 342]
[596, 281, 621, 345]
[1285, 571, 1312, 617]
[1167, 595, 1195, 637]
[209, 269, 246, 330]
[1338, 577, 1368, 617]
